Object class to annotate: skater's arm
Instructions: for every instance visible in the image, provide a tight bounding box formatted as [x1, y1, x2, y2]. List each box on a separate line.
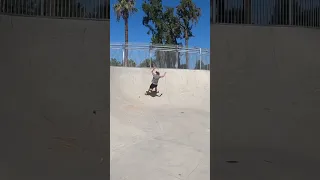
[151, 68, 156, 75]
[160, 72, 166, 78]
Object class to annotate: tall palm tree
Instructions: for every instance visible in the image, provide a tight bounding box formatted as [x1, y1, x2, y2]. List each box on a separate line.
[177, 0, 201, 69]
[113, 0, 138, 66]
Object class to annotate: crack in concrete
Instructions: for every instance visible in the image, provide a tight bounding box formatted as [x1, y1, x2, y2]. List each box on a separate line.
[186, 161, 200, 179]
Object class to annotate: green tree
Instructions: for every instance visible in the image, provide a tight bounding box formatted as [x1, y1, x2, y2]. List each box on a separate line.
[204, 64, 210, 70]
[113, 0, 138, 67]
[110, 58, 136, 67]
[139, 58, 155, 67]
[142, 0, 182, 68]
[194, 60, 204, 69]
[142, 0, 181, 44]
[179, 64, 187, 69]
[142, 0, 166, 44]
[128, 59, 136, 67]
[163, 7, 182, 45]
[110, 58, 122, 66]
[194, 60, 210, 70]
[177, 0, 201, 69]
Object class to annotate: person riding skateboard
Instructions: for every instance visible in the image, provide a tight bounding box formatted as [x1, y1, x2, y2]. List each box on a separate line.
[147, 67, 166, 93]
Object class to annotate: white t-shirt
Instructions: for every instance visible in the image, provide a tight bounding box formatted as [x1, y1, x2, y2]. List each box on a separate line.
[151, 74, 161, 85]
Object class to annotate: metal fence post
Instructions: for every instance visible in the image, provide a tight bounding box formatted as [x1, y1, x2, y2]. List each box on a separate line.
[175, 45, 178, 69]
[149, 45, 152, 68]
[289, 0, 292, 25]
[40, 0, 43, 16]
[110, 43, 209, 70]
[122, 45, 125, 67]
[199, 48, 202, 70]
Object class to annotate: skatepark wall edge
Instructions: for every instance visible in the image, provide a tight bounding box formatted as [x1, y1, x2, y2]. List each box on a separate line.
[0, 15, 110, 176]
[211, 24, 320, 159]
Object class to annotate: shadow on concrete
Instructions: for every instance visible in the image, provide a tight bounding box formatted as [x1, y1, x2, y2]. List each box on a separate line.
[145, 91, 163, 97]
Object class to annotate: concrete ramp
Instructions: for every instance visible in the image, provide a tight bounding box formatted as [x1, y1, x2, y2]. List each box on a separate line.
[110, 67, 210, 110]
[110, 67, 210, 180]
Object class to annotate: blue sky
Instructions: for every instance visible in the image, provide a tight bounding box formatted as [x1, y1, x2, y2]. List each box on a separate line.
[110, 0, 210, 48]
[110, 0, 210, 68]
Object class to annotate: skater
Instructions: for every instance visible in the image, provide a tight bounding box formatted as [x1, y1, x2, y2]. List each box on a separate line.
[148, 68, 166, 93]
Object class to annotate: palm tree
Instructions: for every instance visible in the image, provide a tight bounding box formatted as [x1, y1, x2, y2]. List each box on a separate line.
[177, 0, 201, 69]
[113, 0, 138, 66]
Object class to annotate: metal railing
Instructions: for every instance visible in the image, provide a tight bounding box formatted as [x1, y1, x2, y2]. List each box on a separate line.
[0, 0, 109, 20]
[110, 43, 210, 70]
[211, 0, 320, 28]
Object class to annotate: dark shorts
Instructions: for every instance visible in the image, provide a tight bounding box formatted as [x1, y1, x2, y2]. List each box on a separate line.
[149, 83, 158, 89]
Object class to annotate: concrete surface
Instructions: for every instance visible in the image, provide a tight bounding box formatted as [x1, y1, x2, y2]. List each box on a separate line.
[110, 67, 210, 180]
[0, 15, 109, 179]
[211, 24, 320, 179]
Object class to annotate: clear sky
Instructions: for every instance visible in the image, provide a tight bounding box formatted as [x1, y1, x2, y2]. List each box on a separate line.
[110, 0, 210, 68]
[110, 0, 210, 48]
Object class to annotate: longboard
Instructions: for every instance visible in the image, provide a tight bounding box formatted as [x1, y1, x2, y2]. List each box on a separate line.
[145, 91, 162, 97]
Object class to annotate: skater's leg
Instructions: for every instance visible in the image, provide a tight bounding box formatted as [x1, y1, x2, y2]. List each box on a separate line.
[154, 87, 157, 92]
[148, 84, 154, 92]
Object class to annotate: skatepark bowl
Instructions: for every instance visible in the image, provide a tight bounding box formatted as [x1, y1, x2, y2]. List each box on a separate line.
[110, 66, 210, 179]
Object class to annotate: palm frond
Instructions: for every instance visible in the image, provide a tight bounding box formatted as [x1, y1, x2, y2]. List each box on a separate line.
[113, 0, 138, 21]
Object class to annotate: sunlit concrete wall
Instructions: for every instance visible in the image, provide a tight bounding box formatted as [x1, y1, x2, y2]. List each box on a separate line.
[0, 15, 109, 178]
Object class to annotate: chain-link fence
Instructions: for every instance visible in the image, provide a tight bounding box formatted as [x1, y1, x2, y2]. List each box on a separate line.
[0, 0, 109, 20]
[110, 43, 210, 70]
[211, 0, 320, 28]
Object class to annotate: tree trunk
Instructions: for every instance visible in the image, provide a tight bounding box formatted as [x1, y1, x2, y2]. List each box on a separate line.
[185, 30, 189, 69]
[124, 18, 129, 67]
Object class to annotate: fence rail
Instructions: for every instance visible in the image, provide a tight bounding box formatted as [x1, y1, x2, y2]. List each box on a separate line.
[211, 0, 320, 28]
[0, 0, 109, 20]
[110, 43, 210, 70]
